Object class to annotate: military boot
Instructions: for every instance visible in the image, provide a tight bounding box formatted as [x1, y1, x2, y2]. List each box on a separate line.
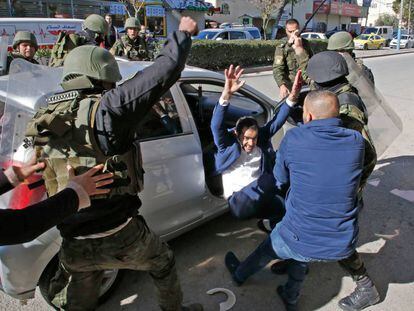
[181, 303, 203, 311]
[338, 276, 380, 311]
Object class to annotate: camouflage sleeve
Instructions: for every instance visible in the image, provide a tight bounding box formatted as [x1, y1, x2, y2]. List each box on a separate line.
[109, 40, 124, 56]
[295, 41, 312, 85]
[359, 127, 377, 190]
[272, 45, 289, 87]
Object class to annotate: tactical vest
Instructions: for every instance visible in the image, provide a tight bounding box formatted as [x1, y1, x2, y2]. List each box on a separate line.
[119, 35, 147, 60]
[25, 91, 144, 198]
[49, 32, 87, 67]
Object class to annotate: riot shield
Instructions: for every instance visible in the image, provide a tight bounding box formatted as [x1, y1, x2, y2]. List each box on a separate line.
[0, 58, 63, 165]
[0, 35, 8, 76]
[342, 53, 402, 156]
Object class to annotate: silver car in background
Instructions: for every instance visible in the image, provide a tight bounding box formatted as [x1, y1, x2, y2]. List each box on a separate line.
[0, 60, 284, 306]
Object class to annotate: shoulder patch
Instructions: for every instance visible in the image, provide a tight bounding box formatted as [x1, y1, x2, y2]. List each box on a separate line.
[275, 55, 283, 65]
[47, 91, 80, 104]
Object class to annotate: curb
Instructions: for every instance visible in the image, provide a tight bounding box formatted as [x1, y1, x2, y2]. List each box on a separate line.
[242, 49, 414, 74]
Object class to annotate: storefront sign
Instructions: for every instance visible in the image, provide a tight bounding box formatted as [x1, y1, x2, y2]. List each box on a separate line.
[330, 1, 340, 15]
[146, 5, 165, 17]
[313, 1, 330, 14]
[341, 3, 361, 17]
[109, 3, 126, 15]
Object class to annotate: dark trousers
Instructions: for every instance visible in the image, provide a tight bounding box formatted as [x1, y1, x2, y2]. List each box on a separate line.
[234, 236, 308, 304]
[228, 172, 285, 224]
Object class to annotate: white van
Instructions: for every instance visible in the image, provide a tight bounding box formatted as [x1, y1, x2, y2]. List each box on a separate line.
[362, 26, 393, 46]
[0, 18, 84, 49]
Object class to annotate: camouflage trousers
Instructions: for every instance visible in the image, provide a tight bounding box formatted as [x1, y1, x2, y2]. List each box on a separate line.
[49, 216, 183, 311]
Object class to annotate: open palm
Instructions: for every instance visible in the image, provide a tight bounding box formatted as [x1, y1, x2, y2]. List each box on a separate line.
[224, 65, 245, 97]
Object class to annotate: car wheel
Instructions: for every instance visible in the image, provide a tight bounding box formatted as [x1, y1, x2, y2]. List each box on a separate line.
[38, 256, 123, 309]
[379, 44, 383, 49]
[363, 44, 368, 50]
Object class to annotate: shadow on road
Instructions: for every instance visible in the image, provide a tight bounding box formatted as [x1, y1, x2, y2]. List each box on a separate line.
[98, 156, 414, 311]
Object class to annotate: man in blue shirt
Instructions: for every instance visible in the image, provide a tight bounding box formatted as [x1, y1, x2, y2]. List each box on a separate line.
[225, 90, 380, 311]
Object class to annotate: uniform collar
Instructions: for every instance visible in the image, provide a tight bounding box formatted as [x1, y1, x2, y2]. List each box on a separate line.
[301, 117, 343, 128]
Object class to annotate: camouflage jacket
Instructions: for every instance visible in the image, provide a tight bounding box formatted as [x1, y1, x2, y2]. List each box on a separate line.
[109, 35, 149, 61]
[335, 83, 377, 192]
[6, 52, 39, 74]
[272, 37, 313, 89]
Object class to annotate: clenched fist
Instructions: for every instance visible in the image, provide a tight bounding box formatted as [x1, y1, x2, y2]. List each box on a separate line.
[179, 16, 199, 36]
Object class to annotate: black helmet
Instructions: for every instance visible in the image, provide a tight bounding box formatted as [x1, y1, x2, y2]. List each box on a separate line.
[307, 51, 349, 84]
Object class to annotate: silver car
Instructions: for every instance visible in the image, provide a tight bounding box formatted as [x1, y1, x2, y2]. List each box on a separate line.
[0, 60, 285, 306]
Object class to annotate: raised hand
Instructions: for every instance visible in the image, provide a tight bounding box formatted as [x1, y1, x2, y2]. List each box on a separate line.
[221, 64, 246, 101]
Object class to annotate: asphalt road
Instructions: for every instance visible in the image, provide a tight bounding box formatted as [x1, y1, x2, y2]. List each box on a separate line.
[1, 53, 413, 311]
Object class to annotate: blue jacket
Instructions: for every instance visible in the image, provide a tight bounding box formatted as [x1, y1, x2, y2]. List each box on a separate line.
[211, 102, 292, 175]
[272, 118, 365, 260]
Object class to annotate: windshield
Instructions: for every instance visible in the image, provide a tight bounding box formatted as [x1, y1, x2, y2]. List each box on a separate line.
[357, 35, 371, 40]
[363, 27, 378, 34]
[195, 31, 217, 40]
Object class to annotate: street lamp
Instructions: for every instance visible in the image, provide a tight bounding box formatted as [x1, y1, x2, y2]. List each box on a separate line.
[397, 0, 404, 50]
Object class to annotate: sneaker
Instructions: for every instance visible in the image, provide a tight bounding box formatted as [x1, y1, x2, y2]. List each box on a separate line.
[338, 282, 380, 311]
[224, 251, 243, 286]
[257, 219, 273, 234]
[181, 303, 203, 311]
[277, 285, 298, 311]
[271, 260, 310, 275]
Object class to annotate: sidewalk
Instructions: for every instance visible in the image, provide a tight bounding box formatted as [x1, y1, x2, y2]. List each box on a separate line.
[243, 47, 414, 74]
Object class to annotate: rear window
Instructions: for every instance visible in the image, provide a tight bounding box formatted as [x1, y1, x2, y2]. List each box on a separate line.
[247, 29, 261, 39]
[358, 35, 370, 40]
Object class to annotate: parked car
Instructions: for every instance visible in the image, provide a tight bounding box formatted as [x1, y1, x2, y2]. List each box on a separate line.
[389, 35, 413, 49]
[300, 32, 327, 40]
[362, 26, 393, 46]
[194, 28, 256, 40]
[325, 28, 341, 38]
[0, 59, 286, 306]
[354, 34, 386, 50]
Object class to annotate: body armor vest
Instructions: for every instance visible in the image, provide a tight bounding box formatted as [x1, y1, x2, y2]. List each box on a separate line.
[26, 91, 144, 198]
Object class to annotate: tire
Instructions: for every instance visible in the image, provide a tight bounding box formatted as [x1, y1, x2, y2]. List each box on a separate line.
[363, 44, 368, 50]
[38, 256, 123, 308]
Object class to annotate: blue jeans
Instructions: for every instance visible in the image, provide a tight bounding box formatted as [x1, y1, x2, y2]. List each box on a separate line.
[234, 236, 309, 304]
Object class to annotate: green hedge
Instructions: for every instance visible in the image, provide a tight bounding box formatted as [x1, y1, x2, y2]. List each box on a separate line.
[185, 39, 328, 70]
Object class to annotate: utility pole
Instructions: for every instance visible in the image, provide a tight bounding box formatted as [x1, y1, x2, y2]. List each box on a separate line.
[7, 0, 12, 17]
[71, 0, 75, 18]
[409, 0, 412, 34]
[397, 0, 404, 50]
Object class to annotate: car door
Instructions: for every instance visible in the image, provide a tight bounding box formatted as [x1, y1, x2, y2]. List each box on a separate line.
[137, 86, 206, 237]
[216, 31, 229, 40]
[230, 31, 247, 40]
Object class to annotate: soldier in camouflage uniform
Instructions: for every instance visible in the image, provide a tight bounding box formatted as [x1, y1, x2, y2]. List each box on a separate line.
[49, 14, 109, 67]
[273, 19, 312, 99]
[5, 31, 39, 74]
[26, 17, 202, 311]
[307, 51, 379, 311]
[327, 31, 375, 85]
[110, 17, 149, 61]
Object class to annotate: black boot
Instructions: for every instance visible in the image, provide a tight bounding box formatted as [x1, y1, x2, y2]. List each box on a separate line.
[277, 285, 298, 311]
[338, 276, 380, 311]
[181, 303, 203, 311]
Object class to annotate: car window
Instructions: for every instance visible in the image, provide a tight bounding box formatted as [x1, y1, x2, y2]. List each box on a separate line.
[196, 31, 217, 40]
[230, 31, 246, 40]
[358, 35, 370, 40]
[247, 29, 261, 39]
[375, 35, 381, 40]
[383, 28, 388, 34]
[311, 34, 319, 39]
[216, 31, 228, 40]
[136, 90, 183, 141]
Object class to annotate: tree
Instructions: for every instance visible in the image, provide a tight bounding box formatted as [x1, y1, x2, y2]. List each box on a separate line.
[248, 0, 288, 39]
[375, 13, 399, 28]
[118, 0, 145, 19]
[393, 0, 414, 28]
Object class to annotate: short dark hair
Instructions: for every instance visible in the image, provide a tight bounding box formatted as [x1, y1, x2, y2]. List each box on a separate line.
[105, 13, 112, 18]
[286, 19, 299, 27]
[235, 117, 258, 135]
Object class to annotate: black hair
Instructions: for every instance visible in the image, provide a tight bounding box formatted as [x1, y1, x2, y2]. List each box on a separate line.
[235, 117, 259, 135]
[286, 19, 300, 26]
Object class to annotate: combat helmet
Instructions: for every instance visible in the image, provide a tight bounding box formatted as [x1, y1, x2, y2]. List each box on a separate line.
[83, 14, 109, 35]
[327, 31, 354, 51]
[124, 17, 141, 29]
[307, 51, 349, 84]
[61, 45, 122, 91]
[13, 31, 38, 50]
